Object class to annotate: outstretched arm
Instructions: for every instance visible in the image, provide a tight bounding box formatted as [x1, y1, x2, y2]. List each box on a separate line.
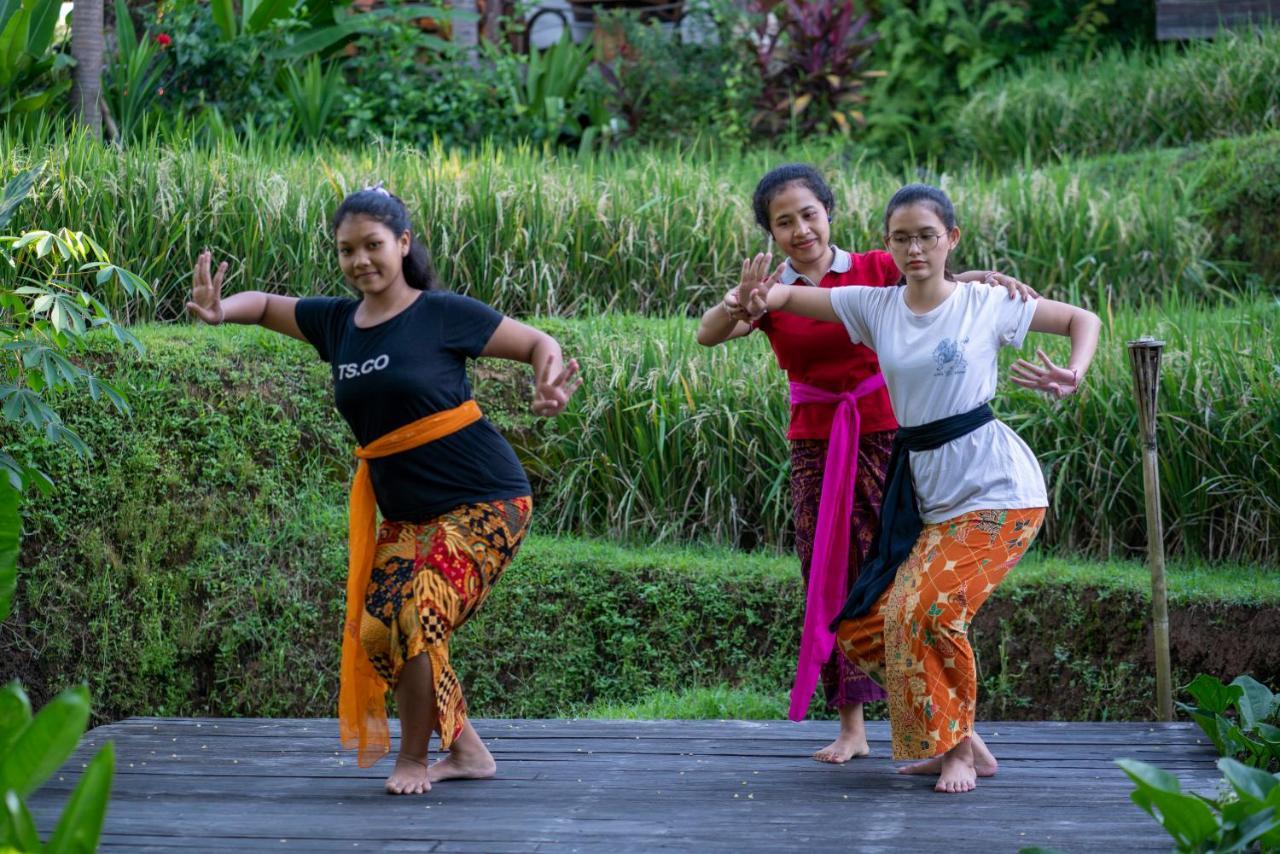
[480, 318, 582, 417]
[1009, 298, 1101, 398]
[187, 250, 304, 341]
[756, 283, 839, 322]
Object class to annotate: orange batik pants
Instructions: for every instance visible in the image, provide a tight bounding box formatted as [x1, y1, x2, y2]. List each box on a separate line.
[835, 508, 1045, 760]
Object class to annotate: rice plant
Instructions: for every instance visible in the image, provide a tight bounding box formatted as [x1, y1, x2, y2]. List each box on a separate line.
[955, 27, 1280, 168]
[2, 125, 1258, 319]
[514, 301, 1279, 563]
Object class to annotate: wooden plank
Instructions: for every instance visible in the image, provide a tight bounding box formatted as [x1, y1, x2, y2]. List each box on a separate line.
[28, 717, 1218, 852]
[1156, 0, 1280, 39]
[98, 716, 1215, 745]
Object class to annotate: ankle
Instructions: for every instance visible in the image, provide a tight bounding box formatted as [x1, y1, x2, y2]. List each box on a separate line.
[396, 752, 429, 767]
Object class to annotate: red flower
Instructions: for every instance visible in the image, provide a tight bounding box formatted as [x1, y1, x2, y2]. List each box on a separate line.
[155, 33, 172, 47]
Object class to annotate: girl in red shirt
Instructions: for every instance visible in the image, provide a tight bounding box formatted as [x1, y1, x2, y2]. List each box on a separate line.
[696, 164, 1032, 764]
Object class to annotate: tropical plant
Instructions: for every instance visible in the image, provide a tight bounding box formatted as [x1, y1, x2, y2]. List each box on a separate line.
[748, 0, 879, 137]
[0, 682, 116, 852]
[102, 0, 169, 141]
[0, 165, 152, 491]
[1117, 757, 1280, 853]
[1179, 674, 1280, 772]
[587, 10, 755, 146]
[488, 30, 622, 150]
[276, 55, 344, 143]
[861, 0, 1026, 159]
[335, 19, 514, 149]
[0, 0, 71, 117]
[211, 0, 465, 60]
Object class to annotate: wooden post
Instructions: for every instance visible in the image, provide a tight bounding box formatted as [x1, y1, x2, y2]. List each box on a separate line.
[1128, 337, 1172, 721]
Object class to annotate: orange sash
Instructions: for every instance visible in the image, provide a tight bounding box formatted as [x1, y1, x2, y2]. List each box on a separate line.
[338, 399, 483, 767]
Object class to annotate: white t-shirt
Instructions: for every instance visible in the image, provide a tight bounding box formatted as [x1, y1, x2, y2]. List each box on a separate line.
[829, 282, 1048, 523]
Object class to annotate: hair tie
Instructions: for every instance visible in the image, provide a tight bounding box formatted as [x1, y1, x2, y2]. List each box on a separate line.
[362, 181, 392, 198]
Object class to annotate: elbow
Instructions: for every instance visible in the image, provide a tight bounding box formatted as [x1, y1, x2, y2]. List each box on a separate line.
[532, 329, 559, 363]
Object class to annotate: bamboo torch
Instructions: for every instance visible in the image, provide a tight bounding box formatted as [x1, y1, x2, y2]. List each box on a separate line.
[1127, 337, 1172, 721]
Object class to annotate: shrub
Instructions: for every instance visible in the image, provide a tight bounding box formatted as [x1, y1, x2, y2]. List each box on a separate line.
[589, 11, 756, 146]
[337, 24, 516, 149]
[746, 0, 878, 138]
[857, 0, 1156, 161]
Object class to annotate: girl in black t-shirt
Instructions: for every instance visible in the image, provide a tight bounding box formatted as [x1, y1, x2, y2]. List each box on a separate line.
[187, 185, 580, 796]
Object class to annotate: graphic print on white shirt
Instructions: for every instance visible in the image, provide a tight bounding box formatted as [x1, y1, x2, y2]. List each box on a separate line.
[828, 282, 1048, 522]
[933, 337, 968, 377]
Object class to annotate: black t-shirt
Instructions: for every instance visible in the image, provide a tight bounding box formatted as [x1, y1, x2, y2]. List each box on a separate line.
[295, 290, 531, 522]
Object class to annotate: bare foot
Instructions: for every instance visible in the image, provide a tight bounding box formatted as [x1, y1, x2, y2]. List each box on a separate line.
[812, 703, 871, 764]
[934, 738, 977, 794]
[429, 721, 497, 783]
[812, 732, 871, 764]
[897, 731, 998, 777]
[385, 755, 431, 795]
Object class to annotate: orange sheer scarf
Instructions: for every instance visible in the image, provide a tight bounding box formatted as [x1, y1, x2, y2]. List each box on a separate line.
[338, 399, 483, 767]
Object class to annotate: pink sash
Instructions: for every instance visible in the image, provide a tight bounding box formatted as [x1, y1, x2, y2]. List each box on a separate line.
[787, 374, 886, 722]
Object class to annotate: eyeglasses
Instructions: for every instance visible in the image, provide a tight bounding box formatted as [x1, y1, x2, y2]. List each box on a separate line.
[887, 232, 944, 251]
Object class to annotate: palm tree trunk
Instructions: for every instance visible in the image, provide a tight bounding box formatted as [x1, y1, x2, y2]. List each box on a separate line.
[70, 0, 105, 138]
[453, 0, 479, 65]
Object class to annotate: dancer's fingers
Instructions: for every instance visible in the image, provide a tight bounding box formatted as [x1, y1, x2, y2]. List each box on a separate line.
[1036, 348, 1058, 371]
[554, 359, 580, 388]
[1009, 360, 1045, 380]
[756, 251, 772, 280]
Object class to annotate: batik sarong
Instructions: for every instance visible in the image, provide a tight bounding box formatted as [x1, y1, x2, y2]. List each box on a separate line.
[835, 507, 1044, 758]
[791, 431, 894, 708]
[360, 496, 531, 750]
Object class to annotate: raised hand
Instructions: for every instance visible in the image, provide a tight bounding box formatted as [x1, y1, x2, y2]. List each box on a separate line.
[187, 250, 228, 325]
[983, 271, 1039, 301]
[1010, 348, 1079, 399]
[532, 354, 582, 417]
[735, 252, 786, 317]
[720, 285, 754, 323]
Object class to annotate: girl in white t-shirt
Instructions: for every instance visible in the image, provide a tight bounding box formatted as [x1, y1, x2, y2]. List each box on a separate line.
[741, 183, 1101, 794]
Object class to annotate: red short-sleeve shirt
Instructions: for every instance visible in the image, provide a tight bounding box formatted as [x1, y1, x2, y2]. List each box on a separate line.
[754, 246, 901, 440]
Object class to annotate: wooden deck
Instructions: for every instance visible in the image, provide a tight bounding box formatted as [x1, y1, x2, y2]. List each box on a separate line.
[30, 717, 1219, 852]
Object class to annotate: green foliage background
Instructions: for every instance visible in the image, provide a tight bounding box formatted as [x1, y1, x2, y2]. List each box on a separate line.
[4, 129, 1280, 325]
[1, 324, 1277, 725]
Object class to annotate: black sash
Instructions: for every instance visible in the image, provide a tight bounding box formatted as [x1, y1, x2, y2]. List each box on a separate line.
[832, 403, 996, 625]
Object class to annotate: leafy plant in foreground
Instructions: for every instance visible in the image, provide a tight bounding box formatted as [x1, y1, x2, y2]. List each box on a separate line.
[1179, 674, 1280, 772]
[1117, 757, 1280, 853]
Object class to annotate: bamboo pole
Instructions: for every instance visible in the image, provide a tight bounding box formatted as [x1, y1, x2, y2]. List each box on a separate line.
[1127, 337, 1172, 721]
